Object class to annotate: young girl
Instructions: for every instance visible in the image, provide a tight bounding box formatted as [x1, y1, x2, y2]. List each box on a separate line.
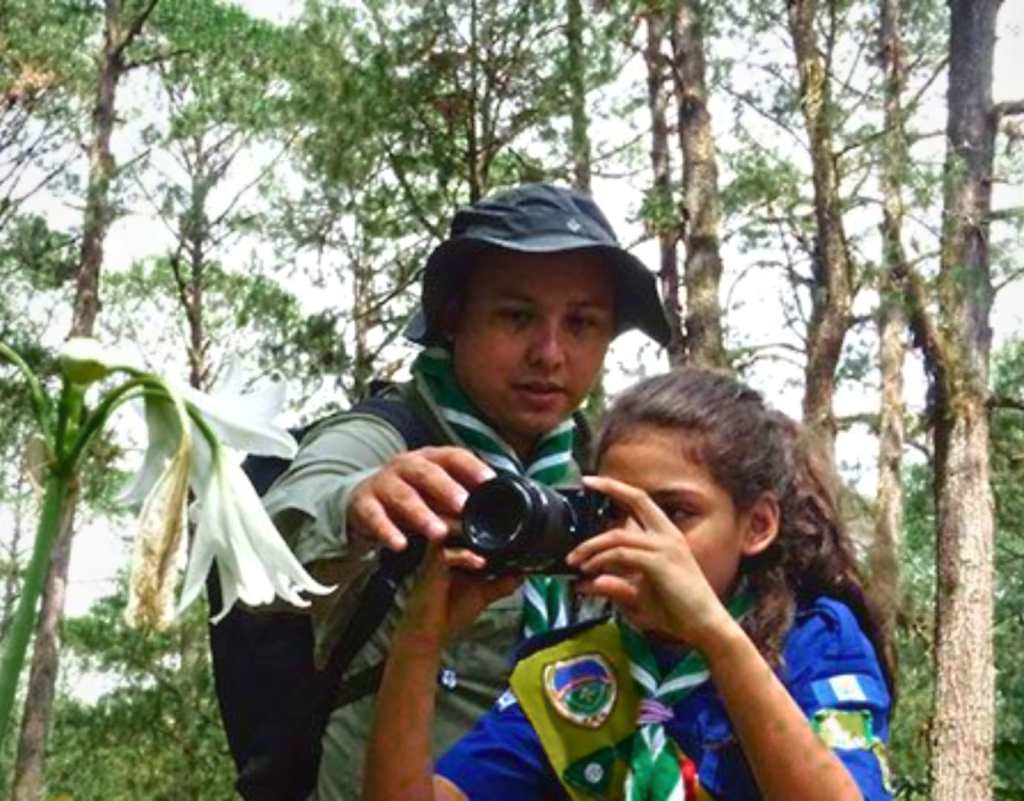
[364, 368, 895, 801]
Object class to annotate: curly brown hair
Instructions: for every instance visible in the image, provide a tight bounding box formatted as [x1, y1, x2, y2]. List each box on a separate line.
[595, 367, 896, 695]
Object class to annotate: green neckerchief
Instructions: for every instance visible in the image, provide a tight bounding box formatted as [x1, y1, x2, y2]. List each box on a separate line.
[412, 347, 575, 636]
[616, 591, 753, 801]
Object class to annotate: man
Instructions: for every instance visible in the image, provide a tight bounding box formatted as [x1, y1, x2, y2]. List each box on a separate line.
[262, 183, 671, 799]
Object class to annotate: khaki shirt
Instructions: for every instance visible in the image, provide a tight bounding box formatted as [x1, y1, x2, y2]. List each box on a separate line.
[262, 384, 583, 800]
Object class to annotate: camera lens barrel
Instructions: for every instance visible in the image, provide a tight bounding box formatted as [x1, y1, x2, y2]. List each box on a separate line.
[461, 475, 591, 573]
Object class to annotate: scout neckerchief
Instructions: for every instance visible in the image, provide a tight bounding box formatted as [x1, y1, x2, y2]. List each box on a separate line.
[412, 347, 574, 636]
[617, 591, 753, 801]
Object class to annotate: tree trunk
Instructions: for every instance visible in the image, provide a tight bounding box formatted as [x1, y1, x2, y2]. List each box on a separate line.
[670, 0, 725, 369]
[929, 2, 998, 798]
[565, 0, 592, 194]
[11, 2, 157, 797]
[642, 5, 683, 362]
[786, 0, 852, 463]
[869, 0, 908, 643]
[71, 1, 128, 339]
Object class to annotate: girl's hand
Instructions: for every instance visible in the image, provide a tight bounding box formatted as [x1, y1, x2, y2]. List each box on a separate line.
[566, 474, 733, 650]
[396, 543, 522, 651]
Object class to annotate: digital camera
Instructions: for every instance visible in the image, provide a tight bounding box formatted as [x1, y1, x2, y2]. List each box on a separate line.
[457, 474, 615, 574]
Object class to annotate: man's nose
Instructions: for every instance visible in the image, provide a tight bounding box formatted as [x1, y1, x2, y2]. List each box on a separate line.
[526, 319, 565, 368]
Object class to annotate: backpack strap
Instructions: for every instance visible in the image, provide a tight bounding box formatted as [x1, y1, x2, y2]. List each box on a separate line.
[225, 389, 441, 801]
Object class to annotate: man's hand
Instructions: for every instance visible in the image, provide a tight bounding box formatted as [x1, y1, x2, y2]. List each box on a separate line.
[347, 446, 495, 550]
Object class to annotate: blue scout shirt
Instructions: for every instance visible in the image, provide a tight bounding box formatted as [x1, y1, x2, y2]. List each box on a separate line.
[436, 597, 892, 800]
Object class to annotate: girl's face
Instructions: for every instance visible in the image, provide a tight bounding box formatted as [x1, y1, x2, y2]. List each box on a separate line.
[597, 426, 776, 602]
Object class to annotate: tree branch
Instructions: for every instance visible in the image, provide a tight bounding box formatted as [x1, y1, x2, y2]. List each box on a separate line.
[988, 394, 1024, 414]
[113, 0, 161, 60]
[988, 206, 1024, 223]
[124, 48, 192, 72]
[995, 99, 1024, 118]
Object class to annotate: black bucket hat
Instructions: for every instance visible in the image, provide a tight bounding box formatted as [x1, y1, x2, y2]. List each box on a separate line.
[404, 183, 671, 347]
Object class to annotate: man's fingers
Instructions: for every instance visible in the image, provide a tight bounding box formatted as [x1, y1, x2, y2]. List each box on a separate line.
[350, 495, 409, 551]
[416, 446, 496, 487]
[347, 447, 494, 549]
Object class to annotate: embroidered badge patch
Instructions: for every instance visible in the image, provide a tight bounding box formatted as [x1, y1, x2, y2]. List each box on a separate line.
[543, 654, 617, 728]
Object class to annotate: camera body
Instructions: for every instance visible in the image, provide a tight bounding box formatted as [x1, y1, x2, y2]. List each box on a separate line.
[458, 474, 614, 574]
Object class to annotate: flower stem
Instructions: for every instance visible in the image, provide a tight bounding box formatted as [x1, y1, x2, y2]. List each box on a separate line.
[0, 471, 72, 750]
[0, 342, 51, 438]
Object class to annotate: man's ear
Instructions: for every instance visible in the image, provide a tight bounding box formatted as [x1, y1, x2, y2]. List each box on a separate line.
[741, 493, 780, 557]
[440, 295, 463, 340]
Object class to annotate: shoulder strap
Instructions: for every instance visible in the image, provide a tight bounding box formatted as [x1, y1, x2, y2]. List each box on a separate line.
[228, 390, 441, 801]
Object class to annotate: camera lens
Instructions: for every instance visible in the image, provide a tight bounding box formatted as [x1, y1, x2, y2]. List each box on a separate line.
[463, 477, 533, 553]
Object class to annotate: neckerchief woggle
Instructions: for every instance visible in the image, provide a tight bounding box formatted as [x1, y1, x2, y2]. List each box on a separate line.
[412, 347, 575, 637]
[616, 591, 753, 801]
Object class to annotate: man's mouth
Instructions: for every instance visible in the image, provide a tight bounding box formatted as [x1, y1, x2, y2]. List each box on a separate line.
[514, 381, 564, 397]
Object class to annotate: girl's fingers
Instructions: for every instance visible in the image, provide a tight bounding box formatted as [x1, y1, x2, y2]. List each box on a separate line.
[576, 574, 640, 608]
[583, 474, 676, 533]
[442, 546, 487, 571]
[567, 526, 659, 568]
[572, 542, 660, 578]
[480, 574, 523, 604]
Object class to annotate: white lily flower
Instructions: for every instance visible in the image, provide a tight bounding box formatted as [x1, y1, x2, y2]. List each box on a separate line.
[121, 376, 293, 507]
[176, 432, 333, 622]
[117, 354, 332, 628]
[124, 433, 191, 630]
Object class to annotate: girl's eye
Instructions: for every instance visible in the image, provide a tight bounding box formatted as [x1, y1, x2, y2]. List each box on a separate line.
[661, 505, 697, 527]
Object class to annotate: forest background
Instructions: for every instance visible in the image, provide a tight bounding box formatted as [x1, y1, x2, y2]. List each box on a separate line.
[0, 0, 1022, 799]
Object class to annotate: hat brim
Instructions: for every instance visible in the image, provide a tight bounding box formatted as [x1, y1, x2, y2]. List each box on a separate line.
[404, 237, 671, 347]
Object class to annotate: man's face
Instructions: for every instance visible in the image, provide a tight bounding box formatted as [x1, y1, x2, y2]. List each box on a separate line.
[450, 249, 615, 457]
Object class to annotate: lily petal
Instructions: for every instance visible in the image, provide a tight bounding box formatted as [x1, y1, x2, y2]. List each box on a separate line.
[175, 379, 295, 460]
[177, 433, 332, 623]
[120, 395, 182, 507]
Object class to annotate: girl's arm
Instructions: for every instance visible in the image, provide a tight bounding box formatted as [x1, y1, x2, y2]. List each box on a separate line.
[362, 545, 519, 801]
[701, 618, 862, 801]
[364, 629, 467, 801]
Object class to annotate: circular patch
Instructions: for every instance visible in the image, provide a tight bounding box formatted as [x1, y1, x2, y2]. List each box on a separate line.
[543, 653, 617, 729]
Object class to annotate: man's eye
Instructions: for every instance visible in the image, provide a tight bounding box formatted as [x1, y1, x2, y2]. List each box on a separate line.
[497, 307, 532, 325]
[566, 314, 605, 335]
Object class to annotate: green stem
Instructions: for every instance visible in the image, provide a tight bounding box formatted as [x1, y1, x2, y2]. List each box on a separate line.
[65, 376, 156, 471]
[0, 341, 51, 437]
[0, 471, 71, 750]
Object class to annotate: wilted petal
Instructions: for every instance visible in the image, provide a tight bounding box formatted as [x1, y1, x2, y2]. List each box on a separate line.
[25, 434, 52, 493]
[125, 441, 190, 630]
[59, 337, 137, 385]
